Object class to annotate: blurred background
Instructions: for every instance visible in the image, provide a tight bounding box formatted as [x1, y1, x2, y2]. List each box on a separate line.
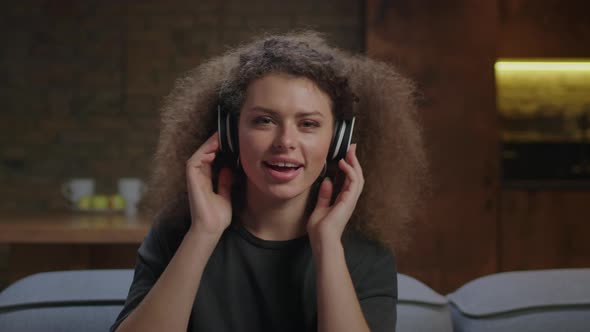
[1, 0, 589, 294]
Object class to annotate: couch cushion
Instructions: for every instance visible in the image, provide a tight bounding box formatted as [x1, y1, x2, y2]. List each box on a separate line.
[447, 268, 590, 332]
[397, 273, 453, 332]
[0, 306, 125, 331]
[0, 269, 134, 332]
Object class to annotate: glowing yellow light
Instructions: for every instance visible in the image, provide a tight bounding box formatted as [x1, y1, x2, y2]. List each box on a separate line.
[495, 59, 590, 72]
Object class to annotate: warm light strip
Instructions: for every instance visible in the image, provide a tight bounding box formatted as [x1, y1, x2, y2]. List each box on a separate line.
[495, 60, 590, 72]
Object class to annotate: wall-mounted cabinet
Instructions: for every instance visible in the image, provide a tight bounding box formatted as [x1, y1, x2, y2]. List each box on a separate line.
[496, 59, 590, 183]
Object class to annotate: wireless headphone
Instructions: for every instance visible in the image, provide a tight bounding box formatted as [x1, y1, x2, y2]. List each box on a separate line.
[217, 105, 355, 164]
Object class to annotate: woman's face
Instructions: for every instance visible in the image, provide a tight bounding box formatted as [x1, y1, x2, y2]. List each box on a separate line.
[238, 73, 334, 202]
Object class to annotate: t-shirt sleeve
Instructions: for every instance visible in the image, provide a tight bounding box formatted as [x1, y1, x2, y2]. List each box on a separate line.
[109, 222, 173, 332]
[351, 244, 398, 332]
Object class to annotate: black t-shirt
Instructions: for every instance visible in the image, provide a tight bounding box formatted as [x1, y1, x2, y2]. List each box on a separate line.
[111, 217, 397, 332]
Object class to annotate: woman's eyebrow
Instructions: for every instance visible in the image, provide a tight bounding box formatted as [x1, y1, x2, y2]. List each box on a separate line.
[248, 106, 277, 115]
[297, 111, 324, 118]
[249, 106, 325, 118]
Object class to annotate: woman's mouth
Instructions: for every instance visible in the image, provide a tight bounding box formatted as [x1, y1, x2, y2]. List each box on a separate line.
[263, 161, 303, 182]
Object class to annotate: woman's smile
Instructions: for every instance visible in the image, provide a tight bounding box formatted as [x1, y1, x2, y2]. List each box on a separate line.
[262, 159, 304, 183]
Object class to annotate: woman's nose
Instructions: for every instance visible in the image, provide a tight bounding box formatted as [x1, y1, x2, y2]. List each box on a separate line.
[272, 123, 296, 151]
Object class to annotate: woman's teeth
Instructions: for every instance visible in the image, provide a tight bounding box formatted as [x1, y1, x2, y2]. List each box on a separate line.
[265, 161, 302, 171]
[267, 161, 300, 168]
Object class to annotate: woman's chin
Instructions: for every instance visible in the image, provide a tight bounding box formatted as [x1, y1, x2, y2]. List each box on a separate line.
[253, 183, 311, 202]
[245, 174, 315, 203]
[265, 186, 306, 201]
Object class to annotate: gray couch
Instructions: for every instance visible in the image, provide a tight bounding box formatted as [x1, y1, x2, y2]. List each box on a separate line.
[1, 269, 589, 331]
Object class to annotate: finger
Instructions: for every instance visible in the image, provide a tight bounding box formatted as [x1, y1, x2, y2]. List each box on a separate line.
[200, 131, 220, 153]
[345, 143, 356, 163]
[338, 159, 361, 199]
[314, 177, 333, 210]
[345, 144, 364, 184]
[190, 132, 220, 161]
[187, 152, 216, 180]
[338, 158, 357, 185]
[196, 151, 216, 164]
[333, 187, 354, 205]
[217, 167, 233, 201]
[188, 133, 220, 165]
[345, 144, 359, 170]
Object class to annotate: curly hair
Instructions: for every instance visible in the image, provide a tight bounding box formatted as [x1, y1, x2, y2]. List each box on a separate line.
[141, 30, 429, 250]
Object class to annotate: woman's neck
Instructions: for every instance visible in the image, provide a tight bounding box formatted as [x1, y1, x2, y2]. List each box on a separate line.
[239, 185, 310, 241]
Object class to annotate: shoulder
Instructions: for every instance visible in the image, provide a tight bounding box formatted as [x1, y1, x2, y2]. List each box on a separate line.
[342, 230, 395, 268]
[152, 215, 191, 242]
[342, 230, 397, 294]
[138, 215, 191, 262]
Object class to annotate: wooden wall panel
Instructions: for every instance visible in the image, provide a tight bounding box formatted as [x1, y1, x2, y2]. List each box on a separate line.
[500, 190, 590, 271]
[498, 0, 590, 57]
[366, 0, 500, 293]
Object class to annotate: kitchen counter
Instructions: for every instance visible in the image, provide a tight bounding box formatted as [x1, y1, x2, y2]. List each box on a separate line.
[0, 213, 151, 244]
[0, 213, 152, 287]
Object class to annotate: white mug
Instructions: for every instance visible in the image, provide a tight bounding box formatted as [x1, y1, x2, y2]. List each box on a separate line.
[62, 178, 95, 205]
[118, 178, 145, 216]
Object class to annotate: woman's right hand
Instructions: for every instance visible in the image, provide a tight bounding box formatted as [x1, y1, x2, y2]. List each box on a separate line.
[186, 132, 233, 238]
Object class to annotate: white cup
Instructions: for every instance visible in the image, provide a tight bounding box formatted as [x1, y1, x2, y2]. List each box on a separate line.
[62, 178, 95, 205]
[118, 178, 145, 216]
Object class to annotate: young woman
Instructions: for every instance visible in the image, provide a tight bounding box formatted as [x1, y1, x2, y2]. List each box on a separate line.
[111, 31, 428, 332]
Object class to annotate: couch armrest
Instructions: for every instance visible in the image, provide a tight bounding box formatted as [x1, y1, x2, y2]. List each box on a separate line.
[447, 268, 590, 332]
[0, 269, 134, 332]
[397, 273, 453, 332]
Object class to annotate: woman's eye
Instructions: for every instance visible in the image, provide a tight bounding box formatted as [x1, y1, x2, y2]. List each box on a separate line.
[254, 116, 273, 125]
[301, 120, 320, 128]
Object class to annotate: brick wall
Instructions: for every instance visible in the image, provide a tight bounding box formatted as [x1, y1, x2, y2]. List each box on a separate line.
[0, 0, 365, 212]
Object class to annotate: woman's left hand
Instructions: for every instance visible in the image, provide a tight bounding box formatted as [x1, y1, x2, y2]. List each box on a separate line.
[307, 143, 365, 246]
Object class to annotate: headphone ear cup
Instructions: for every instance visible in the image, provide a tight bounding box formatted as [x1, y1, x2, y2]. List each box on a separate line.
[328, 120, 342, 161]
[328, 117, 355, 161]
[228, 112, 239, 159]
[339, 116, 355, 159]
[217, 105, 230, 153]
[217, 105, 239, 160]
